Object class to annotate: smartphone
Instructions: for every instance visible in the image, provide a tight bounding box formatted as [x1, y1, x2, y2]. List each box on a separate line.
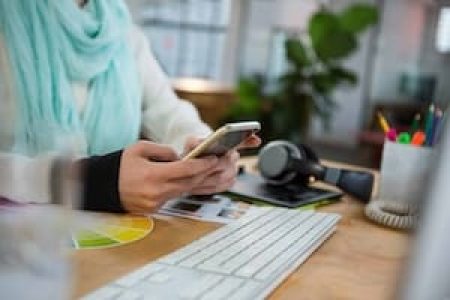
[183, 121, 261, 160]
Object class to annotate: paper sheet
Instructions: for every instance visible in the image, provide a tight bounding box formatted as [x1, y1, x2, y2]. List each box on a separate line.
[157, 195, 249, 224]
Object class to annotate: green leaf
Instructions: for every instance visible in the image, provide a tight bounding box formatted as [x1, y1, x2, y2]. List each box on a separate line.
[285, 38, 310, 67]
[329, 66, 358, 85]
[339, 4, 379, 34]
[310, 67, 358, 94]
[310, 73, 338, 93]
[238, 77, 261, 100]
[278, 71, 305, 91]
[308, 10, 358, 61]
[308, 11, 340, 47]
[315, 29, 357, 60]
[230, 77, 264, 118]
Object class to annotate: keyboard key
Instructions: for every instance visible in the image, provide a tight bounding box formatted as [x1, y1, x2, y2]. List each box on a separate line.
[115, 264, 165, 288]
[228, 281, 261, 300]
[147, 272, 171, 283]
[178, 274, 224, 299]
[200, 277, 244, 300]
[116, 290, 143, 300]
[82, 286, 122, 300]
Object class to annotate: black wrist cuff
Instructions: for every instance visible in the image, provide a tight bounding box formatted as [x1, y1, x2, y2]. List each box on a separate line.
[81, 150, 125, 213]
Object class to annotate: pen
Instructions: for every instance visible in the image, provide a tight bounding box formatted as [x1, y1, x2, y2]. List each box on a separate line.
[431, 109, 443, 146]
[410, 113, 421, 133]
[397, 132, 411, 144]
[377, 111, 390, 134]
[386, 128, 397, 142]
[411, 131, 426, 147]
[424, 104, 435, 146]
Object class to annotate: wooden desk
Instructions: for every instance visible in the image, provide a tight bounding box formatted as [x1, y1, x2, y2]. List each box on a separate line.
[73, 159, 410, 300]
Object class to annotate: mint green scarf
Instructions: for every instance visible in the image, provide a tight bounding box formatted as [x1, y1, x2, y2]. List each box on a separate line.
[0, 0, 141, 156]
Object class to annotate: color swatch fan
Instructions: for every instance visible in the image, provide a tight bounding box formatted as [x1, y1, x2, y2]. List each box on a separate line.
[72, 215, 154, 249]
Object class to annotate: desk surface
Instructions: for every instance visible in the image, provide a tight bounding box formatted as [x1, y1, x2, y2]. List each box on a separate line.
[73, 158, 410, 300]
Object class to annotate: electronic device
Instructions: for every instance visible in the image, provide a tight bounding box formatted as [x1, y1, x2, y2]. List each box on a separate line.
[365, 200, 417, 230]
[229, 172, 342, 208]
[399, 115, 450, 299]
[82, 206, 340, 300]
[257, 141, 375, 203]
[183, 121, 260, 160]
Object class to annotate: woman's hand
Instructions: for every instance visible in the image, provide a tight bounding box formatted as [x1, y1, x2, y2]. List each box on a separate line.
[118, 141, 218, 214]
[183, 134, 261, 195]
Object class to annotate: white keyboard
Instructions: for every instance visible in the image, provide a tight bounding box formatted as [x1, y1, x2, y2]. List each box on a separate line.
[82, 207, 340, 300]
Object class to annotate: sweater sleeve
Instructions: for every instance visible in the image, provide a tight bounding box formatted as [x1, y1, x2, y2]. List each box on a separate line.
[0, 153, 54, 204]
[81, 150, 125, 213]
[0, 151, 125, 213]
[130, 26, 212, 154]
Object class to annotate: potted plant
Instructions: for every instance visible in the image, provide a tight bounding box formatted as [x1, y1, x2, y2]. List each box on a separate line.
[227, 3, 379, 143]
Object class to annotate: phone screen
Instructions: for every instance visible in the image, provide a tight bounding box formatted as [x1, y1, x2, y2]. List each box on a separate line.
[201, 130, 254, 156]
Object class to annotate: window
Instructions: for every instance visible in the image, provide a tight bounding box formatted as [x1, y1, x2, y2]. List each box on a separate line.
[436, 7, 450, 53]
[266, 28, 303, 81]
[134, 0, 231, 80]
[239, 0, 277, 77]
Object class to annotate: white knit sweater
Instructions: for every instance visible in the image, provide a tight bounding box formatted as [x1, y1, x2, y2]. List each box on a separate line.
[0, 25, 212, 204]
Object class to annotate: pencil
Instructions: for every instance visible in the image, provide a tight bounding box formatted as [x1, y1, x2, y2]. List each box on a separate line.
[411, 131, 426, 147]
[410, 113, 421, 133]
[424, 104, 435, 146]
[431, 109, 444, 146]
[377, 112, 390, 134]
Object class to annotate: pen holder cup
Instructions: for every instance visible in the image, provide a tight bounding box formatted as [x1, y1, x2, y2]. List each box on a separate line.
[378, 141, 435, 206]
[366, 141, 435, 229]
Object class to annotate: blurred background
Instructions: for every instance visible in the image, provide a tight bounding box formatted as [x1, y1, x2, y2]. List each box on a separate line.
[125, 0, 450, 168]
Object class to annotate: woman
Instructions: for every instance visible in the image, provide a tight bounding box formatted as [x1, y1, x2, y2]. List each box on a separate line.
[0, 0, 259, 213]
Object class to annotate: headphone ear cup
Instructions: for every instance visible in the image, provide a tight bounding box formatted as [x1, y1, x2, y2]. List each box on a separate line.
[257, 141, 302, 185]
[286, 143, 316, 186]
[258, 141, 321, 187]
[298, 144, 319, 163]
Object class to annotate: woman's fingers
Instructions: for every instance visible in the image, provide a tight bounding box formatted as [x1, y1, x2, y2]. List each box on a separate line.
[131, 198, 166, 214]
[237, 134, 261, 150]
[183, 136, 204, 156]
[208, 150, 240, 173]
[200, 163, 238, 187]
[135, 140, 179, 162]
[190, 177, 236, 195]
[189, 151, 240, 195]
[157, 156, 219, 180]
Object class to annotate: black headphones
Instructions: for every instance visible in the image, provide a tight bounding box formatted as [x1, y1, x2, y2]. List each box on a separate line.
[257, 141, 374, 203]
